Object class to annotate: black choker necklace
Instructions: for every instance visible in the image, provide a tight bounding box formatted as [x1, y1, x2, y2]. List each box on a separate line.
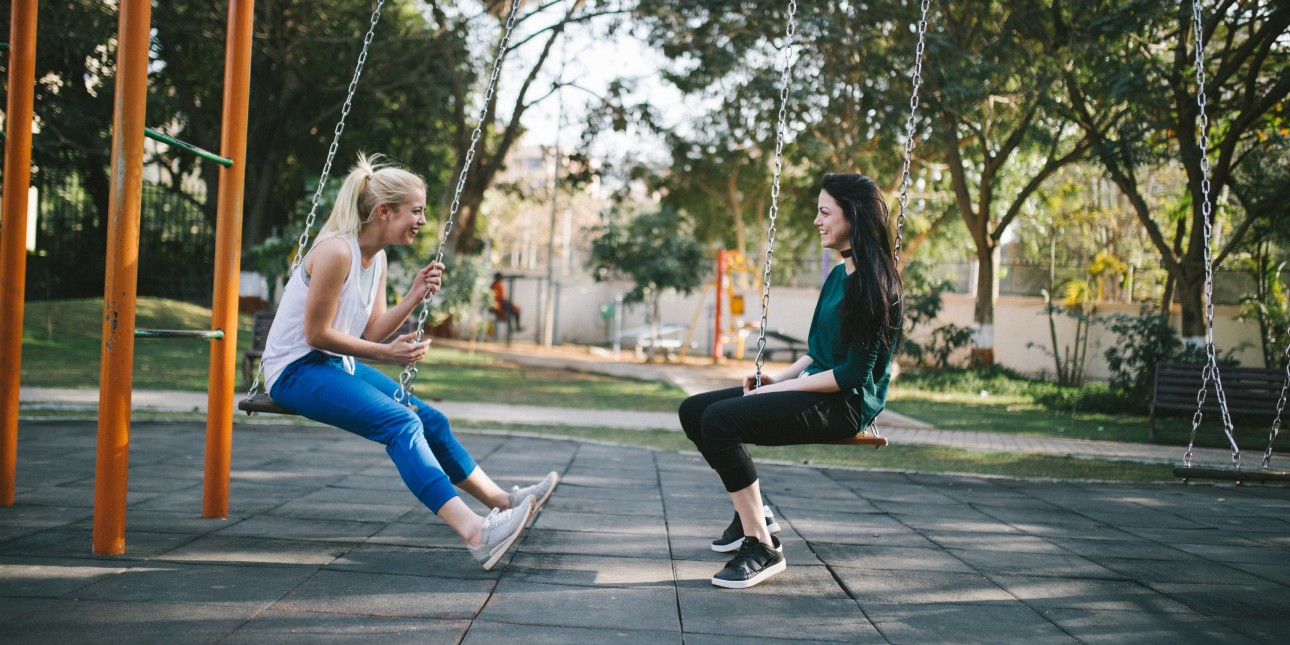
[840, 249, 853, 259]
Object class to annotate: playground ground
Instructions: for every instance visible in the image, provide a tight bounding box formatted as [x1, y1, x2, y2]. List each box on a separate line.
[3, 344, 1289, 643]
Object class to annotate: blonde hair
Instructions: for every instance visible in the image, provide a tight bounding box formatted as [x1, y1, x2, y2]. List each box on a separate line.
[318, 153, 426, 239]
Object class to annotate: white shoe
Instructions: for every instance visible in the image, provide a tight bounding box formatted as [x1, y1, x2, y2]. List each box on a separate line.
[470, 495, 534, 571]
[508, 470, 559, 513]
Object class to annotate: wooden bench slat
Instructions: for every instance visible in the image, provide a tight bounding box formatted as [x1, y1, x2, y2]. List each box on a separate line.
[1174, 466, 1290, 483]
[1150, 361, 1288, 440]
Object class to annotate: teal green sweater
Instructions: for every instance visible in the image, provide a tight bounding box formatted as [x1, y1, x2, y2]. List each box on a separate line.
[802, 263, 894, 427]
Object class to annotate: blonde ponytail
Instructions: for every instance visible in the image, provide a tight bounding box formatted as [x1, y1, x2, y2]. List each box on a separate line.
[318, 153, 426, 240]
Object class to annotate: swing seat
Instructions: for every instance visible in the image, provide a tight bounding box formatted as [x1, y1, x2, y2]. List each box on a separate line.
[829, 431, 889, 448]
[1173, 466, 1290, 483]
[238, 393, 295, 416]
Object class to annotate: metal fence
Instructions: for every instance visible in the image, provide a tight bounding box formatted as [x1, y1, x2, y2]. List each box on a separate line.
[26, 169, 216, 305]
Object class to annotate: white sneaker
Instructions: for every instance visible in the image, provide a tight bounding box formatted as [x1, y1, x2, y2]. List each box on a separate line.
[470, 495, 534, 571]
[508, 470, 559, 513]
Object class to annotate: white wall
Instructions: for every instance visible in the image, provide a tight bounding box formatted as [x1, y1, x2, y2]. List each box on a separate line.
[489, 275, 1266, 380]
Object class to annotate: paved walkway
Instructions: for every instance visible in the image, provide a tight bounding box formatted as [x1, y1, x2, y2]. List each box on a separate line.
[18, 384, 1253, 467]
[3, 419, 1288, 643]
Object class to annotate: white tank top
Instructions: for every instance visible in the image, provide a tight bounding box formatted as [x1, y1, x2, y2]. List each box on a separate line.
[262, 235, 384, 392]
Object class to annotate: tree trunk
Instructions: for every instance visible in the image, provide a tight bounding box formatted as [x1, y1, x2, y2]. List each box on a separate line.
[1177, 258, 1207, 343]
[972, 243, 997, 365]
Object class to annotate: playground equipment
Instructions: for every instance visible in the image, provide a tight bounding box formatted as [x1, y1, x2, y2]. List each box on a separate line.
[1173, 0, 1287, 484]
[711, 250, 756, 361]
[0, 0, 256, 554]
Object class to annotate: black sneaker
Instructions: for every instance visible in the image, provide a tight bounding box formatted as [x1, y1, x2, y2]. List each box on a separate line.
[711, 537, 786, 589]
[710, 505, 782, 553]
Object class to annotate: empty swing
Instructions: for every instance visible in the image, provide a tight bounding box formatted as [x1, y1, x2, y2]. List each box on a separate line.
[1172, 0, 1287, 484]
[746, 0, 934, 449]
[239, 0, 523, 415]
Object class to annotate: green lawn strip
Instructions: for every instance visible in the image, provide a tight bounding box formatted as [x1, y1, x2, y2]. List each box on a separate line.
[20, 297, 686, 413]
[451, 421, 1175, 483]
[368, 362, 685, 413]
[21, 298, 241, 391]
[887, 388, 1267, 451]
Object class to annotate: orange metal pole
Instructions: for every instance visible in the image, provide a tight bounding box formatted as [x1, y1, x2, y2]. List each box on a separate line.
[93, 0, 152, 556]
[0, 0, 39, 509]
[203, 0, 256, 519]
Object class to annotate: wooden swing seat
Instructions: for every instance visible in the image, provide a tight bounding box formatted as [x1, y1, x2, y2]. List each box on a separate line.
[1173, 466, 1290, 484]
[238, 393, 294, 416]
[238, 394, 892, 449]
[830, 432, 889, 448]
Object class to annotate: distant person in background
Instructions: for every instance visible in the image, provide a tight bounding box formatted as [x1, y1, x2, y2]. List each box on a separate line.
[491, 273, 522, 331]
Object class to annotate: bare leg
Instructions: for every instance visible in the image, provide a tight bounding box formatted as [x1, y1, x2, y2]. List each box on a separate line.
[456, 466, 512, 510]
[730, 480, 772, 546]
[437, 497, 485, 547]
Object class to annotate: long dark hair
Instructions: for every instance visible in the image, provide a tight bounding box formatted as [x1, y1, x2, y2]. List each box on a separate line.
[820, 172, 903, 349]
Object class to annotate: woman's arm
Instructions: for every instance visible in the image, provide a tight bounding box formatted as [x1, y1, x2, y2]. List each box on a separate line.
[747, 342, 883, 396]
[363, 259, 444, 342]
[302, 239, 427, 365]
[746, 368, 842, 395]
[742, 353, 814, 392]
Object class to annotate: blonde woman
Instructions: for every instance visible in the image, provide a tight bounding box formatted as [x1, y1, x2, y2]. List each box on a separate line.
[260, 154, 558, 570]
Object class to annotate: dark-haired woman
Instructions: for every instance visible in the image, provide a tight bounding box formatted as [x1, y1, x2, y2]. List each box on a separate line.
[678, 172, 903, 589]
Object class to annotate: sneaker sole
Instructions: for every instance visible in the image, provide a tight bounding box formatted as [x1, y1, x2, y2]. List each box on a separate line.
[481, 503, 534, 571]
[710, 519, 783, 553]
[533, 471, 560, 512]
[711, 558, 787, 589]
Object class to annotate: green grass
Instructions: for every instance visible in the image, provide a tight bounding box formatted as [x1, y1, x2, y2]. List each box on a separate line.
[365, 358, 685, 412]
[454, 421, 1176, 483]
[888, 387, 1272, 451]
[19, 297, 686, 412]
[20, 298, 246, 391]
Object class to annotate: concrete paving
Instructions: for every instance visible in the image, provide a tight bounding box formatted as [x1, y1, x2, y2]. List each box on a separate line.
[3, 418, 1290, 644]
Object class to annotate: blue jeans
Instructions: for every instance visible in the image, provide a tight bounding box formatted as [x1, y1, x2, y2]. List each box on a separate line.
[269, 351, 476, 513]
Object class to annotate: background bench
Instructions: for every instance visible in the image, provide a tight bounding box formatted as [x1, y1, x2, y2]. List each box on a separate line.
[241, 310, 275, 384]
[757, 329, 808, 362]
[1149, 361, 1287, 440]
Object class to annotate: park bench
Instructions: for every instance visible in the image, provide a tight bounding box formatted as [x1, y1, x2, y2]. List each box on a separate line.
[241, 310, 275, 385]
[757, 329, 808, 362]
[1149, 361, 1286, 441]
[615, 323, 689, 359]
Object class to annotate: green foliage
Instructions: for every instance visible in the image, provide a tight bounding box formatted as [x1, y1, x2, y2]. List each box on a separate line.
[423, 254, 493, 331]
[1100, 306, 1241, 413]
[897, 364, 1043, 398]
[899, 262, 975, 369]
[1238, 250, 1290, 370]
[588, 207, 708, 305]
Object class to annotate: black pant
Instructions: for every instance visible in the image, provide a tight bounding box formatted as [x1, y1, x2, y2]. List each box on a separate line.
[678, 386, 865, 492]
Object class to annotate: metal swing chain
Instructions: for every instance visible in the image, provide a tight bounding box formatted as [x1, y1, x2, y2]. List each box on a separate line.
[1183, 0, 1239, 469]
[892, 0, 932, 268]
[1266, 325, 1290, 469]
[752, 0, 798, 388]
[394, 0, 523, 404]
[245, 0, 387, 404]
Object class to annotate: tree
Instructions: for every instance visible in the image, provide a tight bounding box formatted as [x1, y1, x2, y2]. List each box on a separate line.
[630, 0, 955, 284]
[921, 2, 1092, 365]
[424, 0, 634, 255]
[1056, 0, 1290, 341]
[588, 207, 707, 361]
